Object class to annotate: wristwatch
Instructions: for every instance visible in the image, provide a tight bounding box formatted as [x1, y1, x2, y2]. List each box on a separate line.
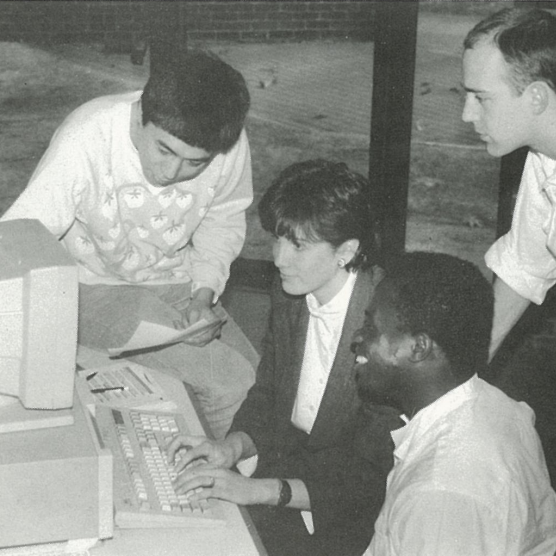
[277, 479, 292, 507]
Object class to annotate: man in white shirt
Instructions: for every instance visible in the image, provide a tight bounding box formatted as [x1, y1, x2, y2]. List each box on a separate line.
[353, 252, 556, 556]
[461, 7, 556, 360]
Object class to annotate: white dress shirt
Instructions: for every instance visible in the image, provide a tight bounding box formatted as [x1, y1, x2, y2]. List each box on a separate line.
[485, 150, 556, 305]
[291, 271, 357, 434]
[366, 375, 556, 556]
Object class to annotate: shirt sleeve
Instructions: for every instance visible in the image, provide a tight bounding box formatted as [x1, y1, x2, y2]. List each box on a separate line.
[485, 151, 556, 305]
[1, 114, 87, 237]
[384, 489, 524, 556]
[184, 130, 253, 297]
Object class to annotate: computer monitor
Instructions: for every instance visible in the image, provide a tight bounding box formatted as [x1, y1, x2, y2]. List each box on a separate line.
[0, 218, 78, 432]
[0, 219, 114, 547]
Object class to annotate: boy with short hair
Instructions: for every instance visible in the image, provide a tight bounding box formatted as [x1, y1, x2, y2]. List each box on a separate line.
[1, 49, 257, 439]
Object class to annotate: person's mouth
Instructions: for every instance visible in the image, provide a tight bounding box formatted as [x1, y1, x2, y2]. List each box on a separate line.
[150, 177, 171, 187]
[355, 354, 368, 365]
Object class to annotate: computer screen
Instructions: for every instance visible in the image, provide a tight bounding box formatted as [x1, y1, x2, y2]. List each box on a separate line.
[0, 218, 78, 431]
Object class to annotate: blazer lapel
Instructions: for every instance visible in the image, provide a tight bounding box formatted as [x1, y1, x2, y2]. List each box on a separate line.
[278, 294, 310, 423]
[309, 269, 383, 448]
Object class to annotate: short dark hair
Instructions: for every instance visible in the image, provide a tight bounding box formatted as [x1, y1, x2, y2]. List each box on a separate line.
[384, 252, 493, 380]
[141, 49, 250, 153]
[464, 7, 556, 93]
[258, 159, 379, 272]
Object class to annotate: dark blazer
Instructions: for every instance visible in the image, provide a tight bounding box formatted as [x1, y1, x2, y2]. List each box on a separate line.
[230, 268, 403, 556]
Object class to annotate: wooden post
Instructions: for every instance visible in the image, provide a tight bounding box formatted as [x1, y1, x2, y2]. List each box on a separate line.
[369, 1, 419, 262]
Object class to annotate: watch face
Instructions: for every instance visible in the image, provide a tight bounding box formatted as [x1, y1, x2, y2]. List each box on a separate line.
[278, 479, 292, 507]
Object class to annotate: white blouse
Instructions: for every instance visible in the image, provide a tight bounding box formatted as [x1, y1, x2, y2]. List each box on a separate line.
[291, 271, 357, 434]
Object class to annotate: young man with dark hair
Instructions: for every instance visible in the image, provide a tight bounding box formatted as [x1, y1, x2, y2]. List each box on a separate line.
[461, 7, 556, 359]
[353, 252, 556, 556]
[1, 49, 256, 439]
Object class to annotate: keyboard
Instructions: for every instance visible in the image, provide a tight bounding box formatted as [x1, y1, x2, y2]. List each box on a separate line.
[95, 405, 227, 529]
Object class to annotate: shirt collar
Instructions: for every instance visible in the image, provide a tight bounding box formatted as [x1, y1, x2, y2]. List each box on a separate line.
[391, 374, 480, 461]
[306, 271, 357, 319]
[531, 150, 556, 191]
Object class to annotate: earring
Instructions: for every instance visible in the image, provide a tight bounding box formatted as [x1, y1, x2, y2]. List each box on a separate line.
[338, 258, 346, 268]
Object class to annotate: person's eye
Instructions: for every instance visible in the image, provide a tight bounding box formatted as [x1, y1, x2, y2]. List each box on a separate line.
[188, 160, 208, 168]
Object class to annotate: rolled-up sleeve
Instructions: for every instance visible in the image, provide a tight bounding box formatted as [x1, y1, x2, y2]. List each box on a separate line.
[485, 151, 556, 305]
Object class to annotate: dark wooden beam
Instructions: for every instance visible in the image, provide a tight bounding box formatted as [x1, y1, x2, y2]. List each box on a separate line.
[369, 0, 419, 261]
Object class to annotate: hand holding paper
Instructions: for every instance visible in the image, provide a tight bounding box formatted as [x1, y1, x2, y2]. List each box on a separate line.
[183, 294, 226, 347]
[107, 308, 227, 357]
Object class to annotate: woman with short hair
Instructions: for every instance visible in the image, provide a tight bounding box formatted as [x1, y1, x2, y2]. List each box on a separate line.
[168, 159, 402, 556]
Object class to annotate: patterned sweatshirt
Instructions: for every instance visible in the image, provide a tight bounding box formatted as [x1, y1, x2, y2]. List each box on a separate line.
[2, 91, 253, 296]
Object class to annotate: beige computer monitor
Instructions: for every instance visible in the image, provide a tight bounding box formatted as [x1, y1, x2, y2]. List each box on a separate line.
[0, 218, 78, 431]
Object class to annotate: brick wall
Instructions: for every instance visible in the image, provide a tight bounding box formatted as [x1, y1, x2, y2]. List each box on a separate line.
[0, 1, 375, 46]
[183, 1, 375, 42]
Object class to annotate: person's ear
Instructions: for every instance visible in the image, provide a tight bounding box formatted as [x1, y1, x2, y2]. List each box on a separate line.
[338, 239, 360, 265]
[409, 332, 434, 363]
[527, 82, 550, 115]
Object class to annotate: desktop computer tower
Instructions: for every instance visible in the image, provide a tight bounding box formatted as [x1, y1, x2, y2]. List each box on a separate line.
[0, 389, 113, 548]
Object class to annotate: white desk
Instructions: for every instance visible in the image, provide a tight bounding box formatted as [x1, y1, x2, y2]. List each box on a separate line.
[77, 347, 267, 556]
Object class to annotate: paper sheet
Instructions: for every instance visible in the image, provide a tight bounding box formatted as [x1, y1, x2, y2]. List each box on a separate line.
[107, 317, 224, 357]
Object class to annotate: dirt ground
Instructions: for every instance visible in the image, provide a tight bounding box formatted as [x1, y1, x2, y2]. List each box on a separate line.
[0, 36, 498, 277]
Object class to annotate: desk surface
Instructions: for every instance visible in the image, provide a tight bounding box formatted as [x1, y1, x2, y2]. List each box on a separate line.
[77, 347, 267, 556]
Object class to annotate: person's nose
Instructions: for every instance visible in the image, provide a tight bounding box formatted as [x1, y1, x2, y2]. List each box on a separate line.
[273, 239, 290, 269]
[164, 158, 182, 181]
[461, 94, 478, 123]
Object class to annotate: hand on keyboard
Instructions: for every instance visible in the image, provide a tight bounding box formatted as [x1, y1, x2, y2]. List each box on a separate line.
[172, 464, 266, 506]
[166, 434, 237, 472]
[171, 444, 208, 471]
[95, 406, 227, 528]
